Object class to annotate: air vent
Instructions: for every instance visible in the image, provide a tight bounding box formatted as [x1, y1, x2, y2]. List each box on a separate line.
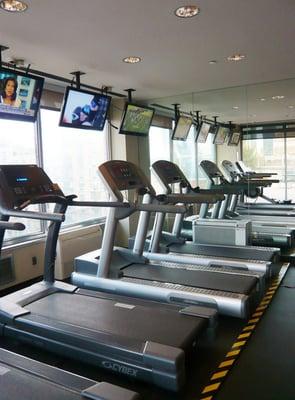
[0, 256, 15, 286]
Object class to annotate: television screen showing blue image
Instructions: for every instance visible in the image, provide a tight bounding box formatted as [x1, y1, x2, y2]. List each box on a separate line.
[0, 68, 44, 122]
[59, 87, 111, 131]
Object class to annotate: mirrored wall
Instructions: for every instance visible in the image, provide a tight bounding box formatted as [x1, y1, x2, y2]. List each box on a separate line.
[147, 78, 295, 200]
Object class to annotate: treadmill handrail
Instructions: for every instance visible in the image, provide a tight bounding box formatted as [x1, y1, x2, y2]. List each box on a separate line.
[70, 199, 186, 215]
[165, 193, 225, 204]
[0, 221, 25, 231]
[137, 203, 187, 214]
[0, 204, 65, 222]
[70, 200, 131, 208]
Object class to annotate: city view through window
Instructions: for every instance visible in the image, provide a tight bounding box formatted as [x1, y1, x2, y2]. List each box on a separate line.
[41, 109, 110, 226]
[0, 119, 42, 241]
[242, 137, 295, 201]
[0, 110, 110, 243]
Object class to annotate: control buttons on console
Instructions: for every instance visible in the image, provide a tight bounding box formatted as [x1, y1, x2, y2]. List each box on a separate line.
[13, 187, 23, 195]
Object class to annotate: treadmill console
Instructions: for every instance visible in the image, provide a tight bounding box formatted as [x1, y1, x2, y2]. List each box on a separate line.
[200, 160, 224, 181]
[152, 160, 189, 186]
[222, 160, 239, 179]
[99, 160, 154, 195]
[0, 165, 64, 208]
[236, 161, 249, 173]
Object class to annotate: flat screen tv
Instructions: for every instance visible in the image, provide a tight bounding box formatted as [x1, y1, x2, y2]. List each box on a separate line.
[59, 87, 111, 131]
[119, 103, 155, 136]
[213, 126, 230, 145]
[228, 128, 241, 146]
[0, 68, 44, 122]
[195, 121, 211, 143]
[172, 116, 192, 141]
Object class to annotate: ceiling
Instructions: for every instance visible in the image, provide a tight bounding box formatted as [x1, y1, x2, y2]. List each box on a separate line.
[1, 0, 295, 101]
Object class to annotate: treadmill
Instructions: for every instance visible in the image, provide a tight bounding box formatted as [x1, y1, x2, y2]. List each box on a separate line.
[148, 160, 280, 279]
[235, 160, 295, 210]
[0, 348, 139, 400]
[0, 164, 214, 392]
[74, 160, 260, 319]
[132, 163, 267, 292]
[221, 160, 295, 224]
[200, 160, 295, 249]
[236, 160, 276, 178]
[0, 221, 139, 400]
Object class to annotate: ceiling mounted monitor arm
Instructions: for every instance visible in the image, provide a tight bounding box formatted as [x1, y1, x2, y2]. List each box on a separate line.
[25, 63, 32, 75]
[70, 70, 86, 90]
[0, 45, 9, 69]
[172, 103, 181, 120]
[228, 120, 233, 132]
[124, 88, 136, 102]
[192, 110, 201, 127]
[212, 116, 218, 126]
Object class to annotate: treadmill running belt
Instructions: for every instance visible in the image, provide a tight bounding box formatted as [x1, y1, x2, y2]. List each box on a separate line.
[26, 292, 205, 348]
[123, 264, 257, 295]
[0, 365, 81, 400]
[173, 243, 275, 262]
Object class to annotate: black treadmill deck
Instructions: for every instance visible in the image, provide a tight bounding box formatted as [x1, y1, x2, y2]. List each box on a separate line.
[23, 291, 206, 350]
[170, 242, 276, 262]
[0, 348, 97, 400]
[122, 263, 257, 295]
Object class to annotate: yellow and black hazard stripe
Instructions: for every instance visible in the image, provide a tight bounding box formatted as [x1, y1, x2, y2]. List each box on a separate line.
[199, 268, 287, 400]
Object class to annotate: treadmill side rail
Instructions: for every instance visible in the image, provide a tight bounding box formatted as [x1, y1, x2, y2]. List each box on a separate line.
[0, 347, 141, 400]
[82, 382, 140, 400]
[72, 273, 250, 318]
[0, 299, 30, 321]
[3, 320, 186, 391]
[2, 280, 77, 308]
[180, 305, 218, 327]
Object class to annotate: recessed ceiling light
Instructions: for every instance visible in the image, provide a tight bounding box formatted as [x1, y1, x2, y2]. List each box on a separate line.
[227, 54, 246, 62]
[209, 60, 217, 64]
[174, 5, 200, 18]
[0, 0, 27, 12]
[123, 56, 141, 64]
[232, 106, 239, 110]
[288, 105, 294, 109]
[272, 95, 285, 100]
[258, 97, 266, 101]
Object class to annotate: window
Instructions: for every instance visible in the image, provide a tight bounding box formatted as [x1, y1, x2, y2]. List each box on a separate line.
[41, 109, 110, 226]
[286, 137, 295, 200]
[149, 126, 171, 193]
[0, 107, 110, 245]
[196, 133, 216, 188]
[173, 128, 197, 186]
[242, 138, 286, 201]
[149, 125, 216, 191]
[0, 119, 42, 242]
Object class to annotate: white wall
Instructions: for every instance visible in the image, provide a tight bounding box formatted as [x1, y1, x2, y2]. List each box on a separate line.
[1, 241, 45, 291]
